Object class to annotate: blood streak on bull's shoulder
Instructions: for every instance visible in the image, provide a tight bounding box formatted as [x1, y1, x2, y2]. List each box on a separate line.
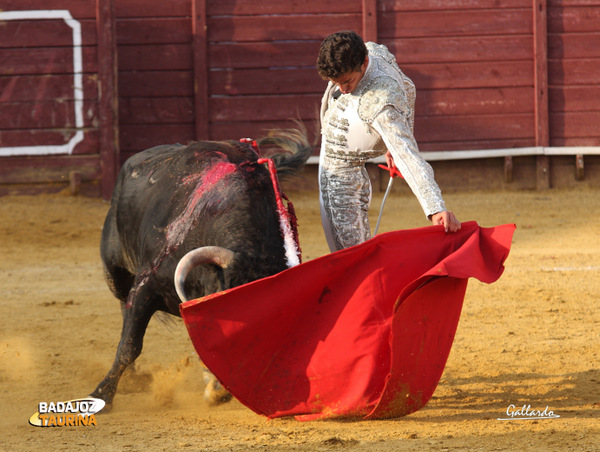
[125, 160, 238, 309]
[168, 161, 238, 247]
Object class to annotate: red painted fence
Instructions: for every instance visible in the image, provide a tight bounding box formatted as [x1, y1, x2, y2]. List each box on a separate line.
[1, 0, 599, 197]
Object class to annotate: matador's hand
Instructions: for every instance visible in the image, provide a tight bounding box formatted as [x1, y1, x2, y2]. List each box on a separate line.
[384, 151, 397, 174]
[431, 211, 461, 233]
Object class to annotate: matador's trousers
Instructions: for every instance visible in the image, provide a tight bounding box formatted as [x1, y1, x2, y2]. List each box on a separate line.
[319, 157, 373, 253]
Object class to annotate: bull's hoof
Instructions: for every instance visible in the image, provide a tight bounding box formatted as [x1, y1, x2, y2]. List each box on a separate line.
[88, 390, 114, 414]
[203, 369, 232, 406]
[204, 386, 233, 406]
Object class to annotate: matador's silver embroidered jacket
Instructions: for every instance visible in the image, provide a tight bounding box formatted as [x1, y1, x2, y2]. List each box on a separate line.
[318, 42, 447, 252]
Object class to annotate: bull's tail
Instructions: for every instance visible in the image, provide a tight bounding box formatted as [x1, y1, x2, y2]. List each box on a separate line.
[257, 126, 313, 179]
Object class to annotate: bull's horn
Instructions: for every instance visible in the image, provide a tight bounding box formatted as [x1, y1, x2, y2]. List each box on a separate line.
[174, 246, 235, 303]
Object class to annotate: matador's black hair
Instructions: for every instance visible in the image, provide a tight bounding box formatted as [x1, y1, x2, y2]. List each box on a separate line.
[316, 30, 368, 80]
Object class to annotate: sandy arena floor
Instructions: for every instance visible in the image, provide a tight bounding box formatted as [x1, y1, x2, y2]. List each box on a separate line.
[1, 186, 599, 451]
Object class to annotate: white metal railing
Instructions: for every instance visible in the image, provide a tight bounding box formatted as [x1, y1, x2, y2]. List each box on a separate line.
[306, 146, 600, 164]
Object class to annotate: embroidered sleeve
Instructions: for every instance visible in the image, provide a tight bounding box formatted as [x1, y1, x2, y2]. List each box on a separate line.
[371, 106, 446, 218]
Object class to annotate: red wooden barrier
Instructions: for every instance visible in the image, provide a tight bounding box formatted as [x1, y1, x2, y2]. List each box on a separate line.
[1, 0, 600, 195]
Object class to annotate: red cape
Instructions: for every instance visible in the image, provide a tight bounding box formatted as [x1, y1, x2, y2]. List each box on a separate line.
[180, 221, 515, 420]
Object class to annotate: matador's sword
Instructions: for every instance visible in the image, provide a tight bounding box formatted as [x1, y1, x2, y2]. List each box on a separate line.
[374, 164, 403, 236]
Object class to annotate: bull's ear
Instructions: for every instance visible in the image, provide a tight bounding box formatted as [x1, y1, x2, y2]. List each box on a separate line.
[174, 246, 235, 302]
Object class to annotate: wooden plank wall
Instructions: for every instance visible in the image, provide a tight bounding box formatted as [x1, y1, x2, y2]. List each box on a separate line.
[119, 0, 535, 158]
[203, 0, 351, 145]
[548, 0, 600, 147]
[1, 0, 599, 195]
[0, 0, 104, 195]
[115, 0, 355, 162]
[379, 0, 536, 153]
[116, 0, 196, 162]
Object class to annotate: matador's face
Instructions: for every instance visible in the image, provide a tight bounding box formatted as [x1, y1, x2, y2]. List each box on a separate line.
[329, 57, 369, 95]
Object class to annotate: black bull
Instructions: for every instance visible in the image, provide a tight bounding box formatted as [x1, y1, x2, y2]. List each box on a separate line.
[91, 130, 311, 407]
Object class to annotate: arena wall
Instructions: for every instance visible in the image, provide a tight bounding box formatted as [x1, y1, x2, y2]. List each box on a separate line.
[1, 0, 599, 197]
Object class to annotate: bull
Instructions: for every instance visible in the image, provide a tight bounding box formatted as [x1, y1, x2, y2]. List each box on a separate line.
[90, 130, 311, 409]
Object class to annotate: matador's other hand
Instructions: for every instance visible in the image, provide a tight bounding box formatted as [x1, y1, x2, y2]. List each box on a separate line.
[431, 211, 461, 233]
